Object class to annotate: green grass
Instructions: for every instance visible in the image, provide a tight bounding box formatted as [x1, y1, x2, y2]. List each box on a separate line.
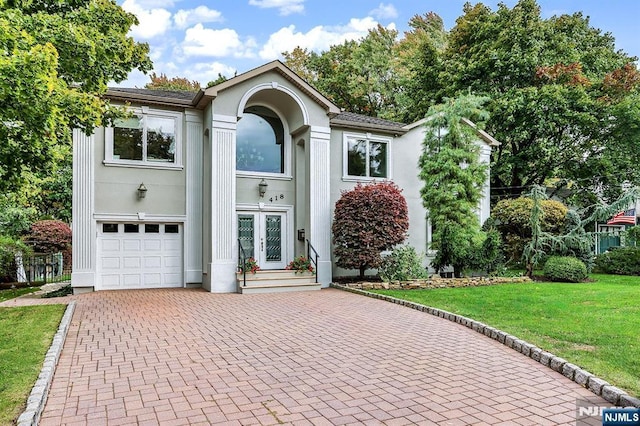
[0, 287, 39, 303]
[373, 274, 640, 398]
[0, 305, 66, 424]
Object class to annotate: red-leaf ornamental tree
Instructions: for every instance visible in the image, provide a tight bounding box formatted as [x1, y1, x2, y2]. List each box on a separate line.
[332, 182, 409, 279]
[26, 220, 72, 268]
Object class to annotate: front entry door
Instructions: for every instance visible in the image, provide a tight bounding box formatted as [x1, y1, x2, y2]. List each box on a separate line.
[238, 211, 288, 270]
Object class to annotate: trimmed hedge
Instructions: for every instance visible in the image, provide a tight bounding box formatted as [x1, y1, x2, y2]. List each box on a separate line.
[543, 256, 587, 282]
[595, 247, 640, 275]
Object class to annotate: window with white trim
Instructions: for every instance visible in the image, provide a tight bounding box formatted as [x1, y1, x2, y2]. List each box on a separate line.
[343, 133, 391, 179]
[105, 107, 182, 168]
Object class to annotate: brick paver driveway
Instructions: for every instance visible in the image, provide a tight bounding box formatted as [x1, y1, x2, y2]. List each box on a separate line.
[32, 288, 601, 425]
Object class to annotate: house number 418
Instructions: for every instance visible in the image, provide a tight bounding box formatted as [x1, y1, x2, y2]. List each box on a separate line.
[269, 194, 284, 203]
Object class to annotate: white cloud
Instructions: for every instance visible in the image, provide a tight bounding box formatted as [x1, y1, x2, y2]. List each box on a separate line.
[190, 62, 238, 84]
[122, 0, 172, 39]
[174, 6, 223, 29]
[370, 3, 398, 20]
[259, 17, 382, 60]
[248, 0, 304, 16]
[180, 24, 257, 58]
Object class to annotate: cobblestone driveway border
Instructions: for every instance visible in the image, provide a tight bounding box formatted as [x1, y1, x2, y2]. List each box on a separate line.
[17, 301, 76, 426]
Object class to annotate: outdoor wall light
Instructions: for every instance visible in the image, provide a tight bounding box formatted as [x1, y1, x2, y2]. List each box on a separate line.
[258, 179, 268, 198]
[137, 182, 148, 199]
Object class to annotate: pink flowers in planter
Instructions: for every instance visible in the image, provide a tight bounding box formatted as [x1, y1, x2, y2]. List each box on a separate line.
[285, 255, 314, 274]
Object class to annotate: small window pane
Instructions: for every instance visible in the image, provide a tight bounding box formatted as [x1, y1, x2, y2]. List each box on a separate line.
[102, 223, 119, 233]
[369, 141, 388, 178]
[124, 224, 139, 233]
[145, 224, 160, 233]
[113, 117, 143, 160]
[165, 224, 179, 234]
[347, 139, 367, 176]
[146, 116, 176, 162]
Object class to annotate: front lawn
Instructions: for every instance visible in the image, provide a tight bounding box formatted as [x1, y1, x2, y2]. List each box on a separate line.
[0, 305, 66, 424]
[0, 287, 39, 303]
[373, 274, 640, 398]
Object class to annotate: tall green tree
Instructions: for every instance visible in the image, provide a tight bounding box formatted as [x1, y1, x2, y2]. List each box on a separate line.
[438, 0, 638, 205]
[284, 25, 400, 118]
[0, 0, 152, 191]
[418, 94, 489, 276]
[393, 12, 447, 123]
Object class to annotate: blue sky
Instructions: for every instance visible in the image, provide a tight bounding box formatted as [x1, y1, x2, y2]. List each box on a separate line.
[117, 0, 640, 88]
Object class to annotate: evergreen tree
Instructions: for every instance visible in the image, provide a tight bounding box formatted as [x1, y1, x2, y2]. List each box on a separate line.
[419, 95, 489, 276]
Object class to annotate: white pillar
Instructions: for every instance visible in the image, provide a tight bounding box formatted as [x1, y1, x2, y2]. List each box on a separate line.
[207, 114, 237, 292]
[71, 129, 96, 292]
[308, 126, 332, 287]
[185, 111, 203, 284]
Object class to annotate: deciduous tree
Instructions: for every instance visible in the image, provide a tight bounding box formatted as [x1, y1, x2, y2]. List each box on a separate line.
[0, 0, 152, 191]
[332, 182, 409, 279]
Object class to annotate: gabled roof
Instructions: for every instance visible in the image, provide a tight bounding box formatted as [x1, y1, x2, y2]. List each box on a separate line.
[403, 116, 500, 147]
[197, 60, 341, 114]
[330, 111, 408, 135]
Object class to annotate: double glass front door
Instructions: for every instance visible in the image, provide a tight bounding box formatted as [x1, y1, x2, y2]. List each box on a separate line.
[238, 211, 287, 270]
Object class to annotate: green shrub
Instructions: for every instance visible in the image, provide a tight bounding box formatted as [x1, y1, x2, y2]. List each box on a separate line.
[543, 256, 587, 282]
[0, 236, 32, 283]
[491, 197, 568, 263]
[594, 247, 640, 275]
[379, 245, 427, 281]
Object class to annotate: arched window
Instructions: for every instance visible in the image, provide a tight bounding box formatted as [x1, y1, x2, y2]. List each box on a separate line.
[236, 106, 285, 174]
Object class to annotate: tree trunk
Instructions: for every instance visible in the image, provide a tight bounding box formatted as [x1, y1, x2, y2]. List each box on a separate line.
[359, 265, 366, 280]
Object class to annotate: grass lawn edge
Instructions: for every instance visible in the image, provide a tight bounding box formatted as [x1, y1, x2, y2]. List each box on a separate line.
[15, 301, 76, 426]
[330, 282, 640, 409]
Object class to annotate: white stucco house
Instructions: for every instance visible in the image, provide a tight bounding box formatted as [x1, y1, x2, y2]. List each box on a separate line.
[71, 60, 498, 294]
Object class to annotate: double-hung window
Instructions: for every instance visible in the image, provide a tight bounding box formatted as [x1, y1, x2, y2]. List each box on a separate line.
[105, 107, 182, 169]
[343, 133, 391, 180]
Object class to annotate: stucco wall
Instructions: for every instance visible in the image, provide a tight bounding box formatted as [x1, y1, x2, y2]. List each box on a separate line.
[328, 122, 493, 278]
[93, 104, 188, 217]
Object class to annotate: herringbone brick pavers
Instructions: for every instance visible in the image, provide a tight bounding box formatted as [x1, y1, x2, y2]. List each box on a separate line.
[13, 288, 604, 425]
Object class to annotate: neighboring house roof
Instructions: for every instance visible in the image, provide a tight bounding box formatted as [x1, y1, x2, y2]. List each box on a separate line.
[198, 60, 341, 115]
[330, 111, 408, 136]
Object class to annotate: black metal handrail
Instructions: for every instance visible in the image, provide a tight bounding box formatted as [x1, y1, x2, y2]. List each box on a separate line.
[306, 239, 319, 284]
[237, 239, 247, 287]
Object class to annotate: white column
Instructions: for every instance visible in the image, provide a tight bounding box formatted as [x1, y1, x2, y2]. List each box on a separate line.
[71, 129, 96, 292]
[208, 114, 237, 292]
[185, 111, 203, 284]
[308, 126, 332, 287]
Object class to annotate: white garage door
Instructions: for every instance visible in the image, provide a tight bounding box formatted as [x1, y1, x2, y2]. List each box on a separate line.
[97, 222, 183, 290]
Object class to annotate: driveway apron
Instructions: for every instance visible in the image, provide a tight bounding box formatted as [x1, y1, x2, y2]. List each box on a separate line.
[28, 288, 604, 425]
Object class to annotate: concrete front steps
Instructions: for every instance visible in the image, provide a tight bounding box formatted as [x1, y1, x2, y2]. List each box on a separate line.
[237, 270, 320, 294]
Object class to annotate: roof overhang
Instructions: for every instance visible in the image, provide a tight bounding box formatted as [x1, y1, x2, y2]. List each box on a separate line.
[403, 116, 500, 147]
